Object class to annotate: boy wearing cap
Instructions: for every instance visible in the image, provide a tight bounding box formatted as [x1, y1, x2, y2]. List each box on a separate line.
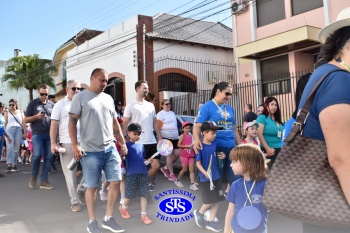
[194, 121, 226, 232]
[118, 123, 152, 225]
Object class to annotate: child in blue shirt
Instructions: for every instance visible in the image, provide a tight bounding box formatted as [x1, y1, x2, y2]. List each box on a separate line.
[118, 123, 153, 225]
[194, 121, 226, 232]
[224, 144, 268, 233]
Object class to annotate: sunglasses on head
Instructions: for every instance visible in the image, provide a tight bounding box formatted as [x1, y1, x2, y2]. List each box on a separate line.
[225, 92, 233, 96]
[70, 87, 81, 91]
[9, 104, 15, 106]
[40, 93, 48, 96]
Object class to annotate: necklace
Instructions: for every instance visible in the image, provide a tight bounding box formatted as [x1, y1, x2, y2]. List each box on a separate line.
[212, 99, 228, 130]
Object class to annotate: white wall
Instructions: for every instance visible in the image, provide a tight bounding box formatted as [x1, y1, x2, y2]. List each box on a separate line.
[66, 16, 139, 105]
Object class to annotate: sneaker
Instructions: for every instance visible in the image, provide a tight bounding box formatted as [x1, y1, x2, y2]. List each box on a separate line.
[206, 221, 223, 232]
[99, 190, 108, 201]
[148, 185, 155, 192]
[18, 157, 23, 163]
[40, 180, 55, 190]
[175, 180, 184, 188]
[102, 217, 125, 232]
[118, 205, 130, 219]
[71, 203, 81, 212]
[141, 214, 152, 225]
[29, 176, 37, 188]
[5, 167, 12, 174]
[25, 160, 30, 165]
[194, 210, 206, 228]
[168, 174, 177, 181]
[51, 164, 57, 172]
[160, 167, 170, 178]
[87, 220, 102, 233]
[190, 184, 199, 191]
[11, 166, 19, 172]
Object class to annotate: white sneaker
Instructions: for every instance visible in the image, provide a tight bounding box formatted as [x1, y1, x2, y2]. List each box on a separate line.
[190, 184, 199, 191]
[99, 189, 108, 201]
[175, 180, 184, 187]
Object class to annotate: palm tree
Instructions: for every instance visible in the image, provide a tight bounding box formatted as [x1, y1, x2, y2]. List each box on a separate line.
[2, 54, 57, 100]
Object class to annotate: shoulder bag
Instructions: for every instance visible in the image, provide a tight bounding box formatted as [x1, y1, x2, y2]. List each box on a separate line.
[8, 109, 24, 134]
[262, 69, 350, 228]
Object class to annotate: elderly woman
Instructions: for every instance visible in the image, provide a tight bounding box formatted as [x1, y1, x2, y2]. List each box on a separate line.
[193, 82, 241, 192]
[157, 99, 180, 181]
[299, 8, 350, 208]
[256, 96, 284, 169]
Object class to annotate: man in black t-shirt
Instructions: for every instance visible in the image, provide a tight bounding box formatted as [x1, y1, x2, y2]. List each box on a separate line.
[242, 103, 257, 135]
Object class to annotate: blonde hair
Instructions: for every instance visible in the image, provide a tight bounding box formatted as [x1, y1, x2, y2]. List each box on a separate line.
[229, 144, 267, 181]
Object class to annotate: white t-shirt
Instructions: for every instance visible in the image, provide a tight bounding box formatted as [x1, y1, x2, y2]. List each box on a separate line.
[51, 96, 80, 144]
[124, 100, 156, 145]
[156, 110, 178, 140]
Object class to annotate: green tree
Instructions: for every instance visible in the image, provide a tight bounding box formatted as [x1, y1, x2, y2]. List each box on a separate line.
[2, 54, 57, 101]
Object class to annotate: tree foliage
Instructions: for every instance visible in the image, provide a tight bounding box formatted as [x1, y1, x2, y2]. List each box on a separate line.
[2, 54, 57, 100]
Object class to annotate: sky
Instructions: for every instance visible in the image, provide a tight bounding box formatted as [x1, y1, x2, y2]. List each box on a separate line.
[0, 0, 232, 61]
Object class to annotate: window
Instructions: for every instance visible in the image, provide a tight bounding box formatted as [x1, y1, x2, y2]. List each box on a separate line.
[261, 55, 291, 96]
[257, 0, 286, 27]
[292, 0, 323, 16]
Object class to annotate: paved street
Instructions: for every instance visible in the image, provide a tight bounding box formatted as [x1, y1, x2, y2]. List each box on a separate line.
[0, 162, 342, 233]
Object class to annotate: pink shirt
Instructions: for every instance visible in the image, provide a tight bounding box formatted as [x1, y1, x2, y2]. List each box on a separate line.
[180, 133, 195, 158]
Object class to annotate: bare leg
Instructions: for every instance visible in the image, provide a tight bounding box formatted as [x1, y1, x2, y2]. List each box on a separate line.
[148, 159, 160, 185]
[106, 181, 120, 216]
[167, 149, 180, 175]
[189, 164, 195, 183]
[177, 166, 188, 181]
[141, 197, 147, 212]
[208, 203, 219, 222]
[199, 204, 211, 215]
[120, 175, 125, 203]
[86, 188, 97, 220]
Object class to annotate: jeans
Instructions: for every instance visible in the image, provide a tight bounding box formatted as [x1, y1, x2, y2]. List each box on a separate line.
[6, 126, 22, 165]
[32, 133, 52, 181]
[216, 146, 241, 185]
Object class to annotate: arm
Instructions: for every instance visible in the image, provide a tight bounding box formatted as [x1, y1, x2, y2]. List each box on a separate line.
[4, 111, 8, 129]
[320, 103, 350, 205]
[257, 124, 274, 156]
[25, 112, 45, 123]
[121, 116, 130, 137]
[153, 117, 162, 141]
[4, 132, 11, 143]
[177, 134, 190, 149]
[113, 117, 127, 156]
[21, 110, 26, 138]
[196, 160, 208, 179]
[193, 122, 203, 154]
[50, 120, 60, 154]
[233, 125, 241, 145]
[68, 113, 82, 160]
[224, 202, 235, 233]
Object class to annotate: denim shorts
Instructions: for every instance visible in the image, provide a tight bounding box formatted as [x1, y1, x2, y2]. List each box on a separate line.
[82, 146, 122, 188]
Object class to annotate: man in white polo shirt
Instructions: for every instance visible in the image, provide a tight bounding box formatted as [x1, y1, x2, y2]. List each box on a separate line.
[50, 80, 83, 212]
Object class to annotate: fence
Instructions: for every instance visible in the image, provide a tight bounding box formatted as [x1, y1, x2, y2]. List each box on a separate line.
[170, 70, 312, 134]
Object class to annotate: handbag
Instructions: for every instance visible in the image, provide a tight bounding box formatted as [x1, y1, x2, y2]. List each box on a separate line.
[262, 69, 350, 228]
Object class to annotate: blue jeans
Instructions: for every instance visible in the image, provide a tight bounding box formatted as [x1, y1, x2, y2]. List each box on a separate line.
[6, 126, 22, 165]
[81, 146, 122, 188]
[216, 146, 241, 185]
[32, 133, 52, 181]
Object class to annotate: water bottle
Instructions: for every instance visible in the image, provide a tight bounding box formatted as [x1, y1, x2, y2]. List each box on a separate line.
[67, 158, 78, 170]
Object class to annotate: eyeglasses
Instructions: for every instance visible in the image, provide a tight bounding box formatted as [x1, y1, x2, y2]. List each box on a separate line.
[70, 87, 81, 91]
[9, 104, 15, 106]
[225, 92, 233, 96]
[164, 103, 171, 106]
[40, 93, 48, 96]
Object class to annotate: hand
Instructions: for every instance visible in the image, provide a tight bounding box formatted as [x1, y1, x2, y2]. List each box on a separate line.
[36, 112, 46, 120]
[120, 144, 128, 156]
[193, 139, 202, 154]
[157, 135, 163, 141]
[203, 171, 209, 179]
[217, 152, 226, 160]
[7, 137, 12, 144]
[148, 158, 153, 164]
[72, 144, 83, 161]
[266, 147, 275, 157]
[51, 143, 59, 154]
[22, 133, 26, 139]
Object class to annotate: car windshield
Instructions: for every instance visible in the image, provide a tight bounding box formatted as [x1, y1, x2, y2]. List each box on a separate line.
[180, 116, 195, 124]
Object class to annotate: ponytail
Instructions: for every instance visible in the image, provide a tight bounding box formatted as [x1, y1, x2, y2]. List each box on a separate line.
[210, 82, 232, 99]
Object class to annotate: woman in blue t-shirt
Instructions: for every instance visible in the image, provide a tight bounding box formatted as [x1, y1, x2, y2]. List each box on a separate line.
[193, 82, 241, 190]
[256, 97, 284, 169]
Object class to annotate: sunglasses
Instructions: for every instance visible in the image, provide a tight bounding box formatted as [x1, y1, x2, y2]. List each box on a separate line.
[70, 87, 81, 91]
[40, 93, 48, 96]
[164, 103, 171, 106]
[9, 104, 15, 106]
[225, 92, 233, 96]
[117, 104, 122, 106]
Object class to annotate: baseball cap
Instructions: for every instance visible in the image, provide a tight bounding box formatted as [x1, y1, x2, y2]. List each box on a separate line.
[127, 123, 143, 132]
[182, 121, 193, 128]
[201, 121, 223, 132]
[244, 122, 259, 131]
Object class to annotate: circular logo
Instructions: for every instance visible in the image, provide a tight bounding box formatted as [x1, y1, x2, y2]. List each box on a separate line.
[159, 197, 192, 216]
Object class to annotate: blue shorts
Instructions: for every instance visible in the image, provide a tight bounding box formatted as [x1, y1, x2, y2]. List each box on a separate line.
[82, 146, 122, 188]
